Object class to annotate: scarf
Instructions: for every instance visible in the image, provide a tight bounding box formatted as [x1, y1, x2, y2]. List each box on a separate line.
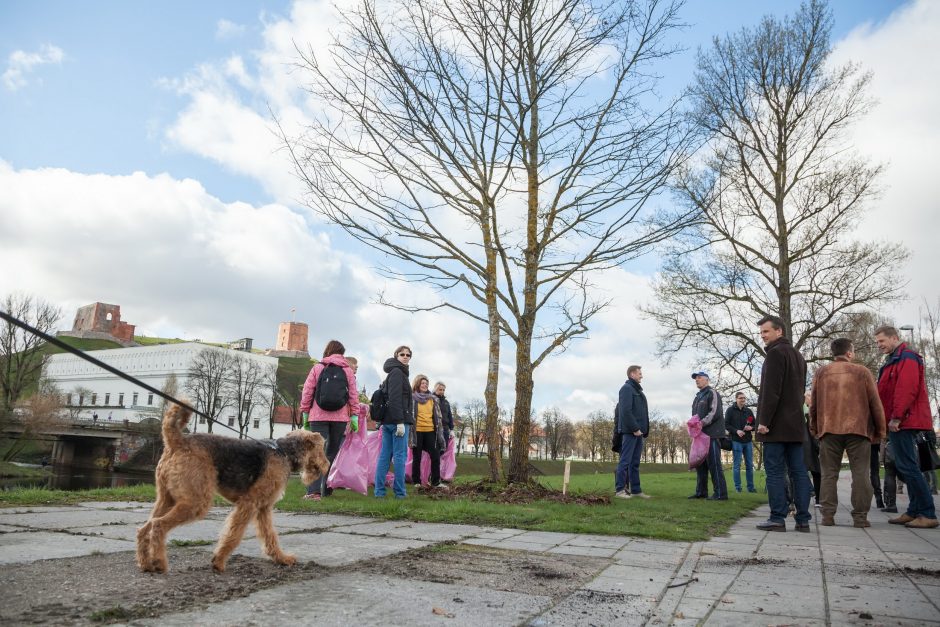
[413, 390, 435, 404]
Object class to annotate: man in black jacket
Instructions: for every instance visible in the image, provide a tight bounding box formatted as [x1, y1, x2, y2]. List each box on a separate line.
[614, 365, 650, 499]
[690, 372, 727, 500]
[433, 382, 454, 445]
[725, 391, 757, 493]
[755, 315, 811, 532]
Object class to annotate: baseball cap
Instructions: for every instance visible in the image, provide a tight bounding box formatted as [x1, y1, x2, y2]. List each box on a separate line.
[691, 371, 710, 379]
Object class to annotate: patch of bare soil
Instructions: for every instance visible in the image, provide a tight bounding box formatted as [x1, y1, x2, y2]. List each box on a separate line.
[354, 543, 608, 598]
[426, 480, 611, 505]
[0, 548, 329, 626]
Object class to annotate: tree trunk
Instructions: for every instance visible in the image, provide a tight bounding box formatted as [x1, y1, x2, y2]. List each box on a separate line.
[482, 199, 503, 482]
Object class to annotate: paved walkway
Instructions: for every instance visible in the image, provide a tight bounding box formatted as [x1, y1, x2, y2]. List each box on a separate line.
[0, 474, 937, 626]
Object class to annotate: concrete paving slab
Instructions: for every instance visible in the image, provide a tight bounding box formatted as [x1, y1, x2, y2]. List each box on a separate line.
[682, 575, 734, 600]
[547, 544, 618, 558]
[739, 564, 824, 587]
[276, 512, 377, 530]
[0, 531, 135, 564]
[466, 527, 525, 540]
[561, 534, 631, 549]
[822, 566, 909, 588]
[131, 572, 551, 627]
[200, 530, 429, 567]
[511, 530, 578, 544]
[613, 548, 684, 568]
[0, 524, 22, 533]
[75, 501, 148, 510]
[0, 508, 148, 530]
[583, 575, 666, 598]
[828, 610, 940, 626]
[331, 520, 416, 536]
[0, 506, 77, 515]
[381, 522, 485, 542]
[622, 538, 689, 556]
[704, 609, 825, 626]
[460, 537, 499, 547]
[669, 596, 716, 619]
[599, 563, 675, 583]
[489, 539, 557, 552]
[70, 518, 255, 543]
[531, 589, 655, 627]
[720, 582, 825, 617]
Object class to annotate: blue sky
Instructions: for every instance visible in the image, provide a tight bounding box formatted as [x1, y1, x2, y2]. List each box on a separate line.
[1, 0, 934, 420]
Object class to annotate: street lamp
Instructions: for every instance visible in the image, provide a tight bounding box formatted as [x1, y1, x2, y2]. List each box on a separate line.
[899, 324, 915, 345]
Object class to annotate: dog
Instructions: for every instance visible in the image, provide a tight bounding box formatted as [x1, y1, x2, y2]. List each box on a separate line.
[136, 403, 329, 573]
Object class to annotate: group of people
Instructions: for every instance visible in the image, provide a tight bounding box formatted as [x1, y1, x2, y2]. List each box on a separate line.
[298, 342, 454, 501]
[613, 317, 938, 531]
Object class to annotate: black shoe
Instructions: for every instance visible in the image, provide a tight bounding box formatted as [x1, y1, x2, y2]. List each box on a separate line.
[880, 506, 898, 513]
[688, 494, 706, 499]
[875, 498, 885, 509]
[756, 520, 786, 532]
[709, 495, 728, 500]
[795, 524, 811, 533]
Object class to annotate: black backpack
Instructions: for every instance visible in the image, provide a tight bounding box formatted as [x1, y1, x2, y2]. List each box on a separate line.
[314, 364, 348, 411]
[370, 380, 388, 424]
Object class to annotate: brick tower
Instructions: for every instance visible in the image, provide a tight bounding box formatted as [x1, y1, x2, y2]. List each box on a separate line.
[272, 321, 309, 357]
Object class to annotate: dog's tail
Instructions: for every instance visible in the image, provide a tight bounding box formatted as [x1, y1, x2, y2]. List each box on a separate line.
[161, 402, 192, 451]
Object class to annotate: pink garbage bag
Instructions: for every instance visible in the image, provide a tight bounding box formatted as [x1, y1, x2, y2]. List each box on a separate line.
[687, 415, 710, 470]
[440, 437, 456, 481]
[365, 429, 383, 487]
[327, 423, 369, 495]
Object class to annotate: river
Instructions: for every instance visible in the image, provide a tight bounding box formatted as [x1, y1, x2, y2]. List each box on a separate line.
[1, 465, 154, 491]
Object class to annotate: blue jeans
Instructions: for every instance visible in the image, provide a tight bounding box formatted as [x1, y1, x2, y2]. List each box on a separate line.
[374, 424, 409, 498]
[615, 434, 644, 494]
[764, 442, 811, 525]
[889, 430, 936, 519]
[732, 441, 755, 492]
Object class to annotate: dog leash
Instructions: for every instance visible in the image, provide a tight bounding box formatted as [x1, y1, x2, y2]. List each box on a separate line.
[1, 308, 269, 442]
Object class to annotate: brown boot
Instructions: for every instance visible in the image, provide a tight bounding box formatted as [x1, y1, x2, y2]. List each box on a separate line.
[853, 519, 870, 528]
[889, 513, 916, 525]
[821, 516, 835, 526]
[904, 517, 939, 529]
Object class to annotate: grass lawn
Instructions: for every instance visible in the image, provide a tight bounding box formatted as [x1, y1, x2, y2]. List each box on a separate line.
[0, 461, 48, 479]
[0, 467, 767, 542]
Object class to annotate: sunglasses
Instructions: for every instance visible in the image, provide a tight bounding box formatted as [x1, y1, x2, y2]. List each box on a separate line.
[398, 352, 412, 357]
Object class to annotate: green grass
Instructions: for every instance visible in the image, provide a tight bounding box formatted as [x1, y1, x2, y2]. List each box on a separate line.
[0, 461, 47, 478]
[133, 336, 187, 346]
[0, 467, 766, 542]
[454, 455, 688, 476]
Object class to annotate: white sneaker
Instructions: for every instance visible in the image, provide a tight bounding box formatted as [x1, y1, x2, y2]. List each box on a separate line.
[632, 492, 651, 499]
[615, 490, 632, 499]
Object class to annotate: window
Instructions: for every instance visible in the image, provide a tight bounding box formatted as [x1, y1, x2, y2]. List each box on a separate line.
[132, 392, 139, 406]
[118, 393, 124, 406]
[104, 393, 110, 405]
[147, 393, 154, 405]
[253, 419, 260, 429]
[91, 393, 97, 405]
[228, 417, 235, 427]
[79, 394, 84, 406]
[242, 400, 251, 413]
[199, 416, 206, 424]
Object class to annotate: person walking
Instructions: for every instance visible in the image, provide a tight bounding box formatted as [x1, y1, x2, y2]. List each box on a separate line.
[725, 391, 756, 493]
[875, 326, 938, 529]
[803, 392, 822, 508]
[809, 338, 887, 528]
[614, 365, 651, 499]
[689, 372, 727, 500]
[412, 375, 446, 489]
[374, 346, 414, 499]
[433, 382, 454, 446]
[299, 340, 360, 501]
[754, 315, 812, 532]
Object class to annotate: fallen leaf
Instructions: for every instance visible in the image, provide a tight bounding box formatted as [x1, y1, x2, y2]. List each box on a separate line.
[859, 612, 873, 619]
[674, 612, 685, 619]
[432, 607, 455, 618]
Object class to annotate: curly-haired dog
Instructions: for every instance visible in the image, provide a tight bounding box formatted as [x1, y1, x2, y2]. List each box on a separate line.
[136, 403, 329, 573]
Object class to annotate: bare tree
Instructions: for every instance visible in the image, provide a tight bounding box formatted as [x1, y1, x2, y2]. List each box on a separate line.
[1, 293, 62, 419]
[2, 379, 64, 462]
[915, 298, 940, 430]
[542, 407, 576, 460]
[226, 355, 272, 438]
[263, 365, 280, 439]
[158, 373, 179, 419]
[185, 347, 234, 433]
[462, 398, 487, 457]
[645, 0, 907, 394]
[284, 0, 690, 483]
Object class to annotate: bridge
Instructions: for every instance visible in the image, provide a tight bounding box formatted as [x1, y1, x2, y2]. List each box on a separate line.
[2, 416, 161, 470]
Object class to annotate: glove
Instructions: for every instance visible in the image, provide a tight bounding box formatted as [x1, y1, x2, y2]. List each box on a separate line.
[395, 423, 405, 437]
[350, 415, 359, 433]
[302, 412, 309, 430]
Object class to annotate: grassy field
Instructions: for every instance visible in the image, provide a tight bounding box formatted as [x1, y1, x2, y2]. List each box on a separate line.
[0, 461, 48, 479]
[0, 467, 766, 542]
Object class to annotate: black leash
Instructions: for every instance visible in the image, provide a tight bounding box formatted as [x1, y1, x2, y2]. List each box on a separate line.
[1, 308, 264, 441]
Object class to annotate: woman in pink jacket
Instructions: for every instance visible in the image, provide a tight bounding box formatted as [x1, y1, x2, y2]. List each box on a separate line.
[299, 340, 360, 500]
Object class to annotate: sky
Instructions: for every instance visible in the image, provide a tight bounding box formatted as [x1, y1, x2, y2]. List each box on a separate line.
[1, 0, 936, 423]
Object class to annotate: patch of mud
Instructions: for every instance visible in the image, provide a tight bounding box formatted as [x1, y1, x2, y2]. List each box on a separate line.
[354, 543, 608, 598]
[0, 548, 329, 626]
[425, 479, 611, 505]
[714, 557, 786, 567]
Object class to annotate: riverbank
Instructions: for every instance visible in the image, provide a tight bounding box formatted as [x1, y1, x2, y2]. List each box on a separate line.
[0, 462, 48, 479]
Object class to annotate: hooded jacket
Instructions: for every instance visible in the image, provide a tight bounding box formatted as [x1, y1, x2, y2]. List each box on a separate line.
[756, 337, 807, 443]
[299, 354, 359, 422]
[382, 357, 414, 426]
[617, 378, 649, 437]
[877, 343, 933, 430]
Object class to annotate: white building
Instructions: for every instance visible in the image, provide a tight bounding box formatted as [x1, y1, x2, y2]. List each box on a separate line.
[43, 342, 293, 440]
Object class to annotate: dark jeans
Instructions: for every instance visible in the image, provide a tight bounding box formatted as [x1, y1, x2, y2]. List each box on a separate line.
[615, 434, 644, 494]
[307, 421, 346, 496]
[765, 441, 812, 525]
[695, 438, 728, 498]
[412, 430, 441, 486]
[731, 440, 755, 492]
[810, 471, 822, 504]
[870, 443, 883, 503]
[889, 430, 937, 519]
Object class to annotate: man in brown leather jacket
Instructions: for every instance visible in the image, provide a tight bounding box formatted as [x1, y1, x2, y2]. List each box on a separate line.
[810, 338, 886, 528]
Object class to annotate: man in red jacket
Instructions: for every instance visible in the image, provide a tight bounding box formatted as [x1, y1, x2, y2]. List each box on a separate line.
[875, 325, 937, 529]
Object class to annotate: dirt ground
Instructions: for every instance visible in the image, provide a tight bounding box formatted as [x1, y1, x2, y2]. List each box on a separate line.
[0, 544, 609, 625]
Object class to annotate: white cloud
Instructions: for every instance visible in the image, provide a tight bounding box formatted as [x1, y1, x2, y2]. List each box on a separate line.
[215, 19, 247, 40]
[831, 0, 940, 324]
[2, 44, 64, 91]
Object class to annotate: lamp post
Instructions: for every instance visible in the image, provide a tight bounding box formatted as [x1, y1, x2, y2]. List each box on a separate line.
[899, 324, 915, 346]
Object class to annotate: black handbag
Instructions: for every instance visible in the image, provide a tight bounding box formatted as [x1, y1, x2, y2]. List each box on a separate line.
[916, 431, 939, 471]
[719, 437, 733, 452]
[611, 430, 623, 453]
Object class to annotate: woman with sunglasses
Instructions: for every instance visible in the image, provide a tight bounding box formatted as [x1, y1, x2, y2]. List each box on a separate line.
[374, 345, 415, 498]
